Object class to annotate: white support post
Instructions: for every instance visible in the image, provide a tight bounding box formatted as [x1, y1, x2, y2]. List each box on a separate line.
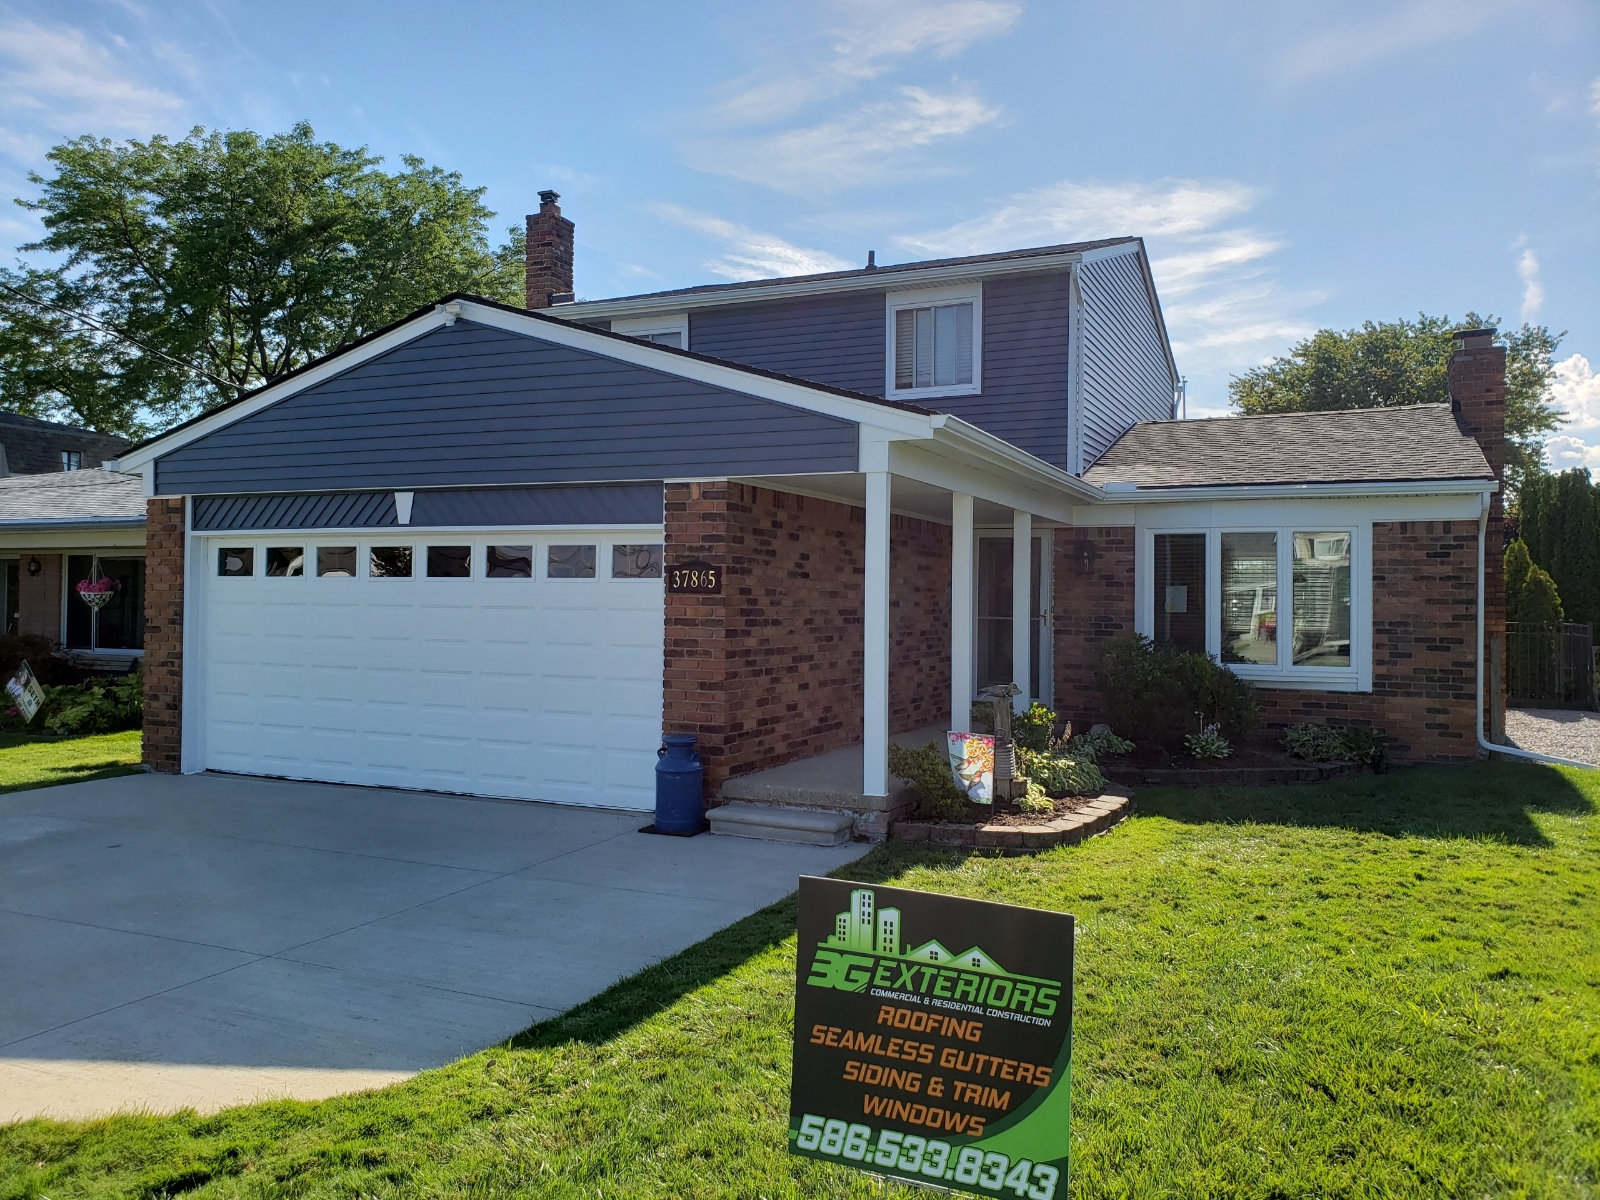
[863, 471, 892, 797]
[1012, 509, 1032, 714]
[950, 492, 975, 733]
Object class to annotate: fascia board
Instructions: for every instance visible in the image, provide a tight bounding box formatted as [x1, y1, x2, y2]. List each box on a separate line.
[929, 414, 1102, 503]
[115, 300, 933, 475]
[889, 441, 1081, 525]
[456, 301, 931, 435]
[114, 309, 454, 472]
[549, 252, 1088, 322]
[0, 517, 145, 529]
[1094, 479, 1497, 502]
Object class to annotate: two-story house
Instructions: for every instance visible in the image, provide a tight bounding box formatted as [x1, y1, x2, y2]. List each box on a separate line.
[112, 192, 1506, 838]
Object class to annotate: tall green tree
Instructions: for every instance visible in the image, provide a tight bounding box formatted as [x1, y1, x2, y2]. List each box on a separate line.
[1229, 314, 1564, 498]
[0, 124, 526, 435]
[1518, 468, 1600, 631]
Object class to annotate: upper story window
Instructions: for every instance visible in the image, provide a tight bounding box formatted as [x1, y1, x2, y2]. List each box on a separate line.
[885, 285, 981, 400]
[1143, 523, 1366, 691]
[61, 451, 82, 471]
[613, 313, 689, 350]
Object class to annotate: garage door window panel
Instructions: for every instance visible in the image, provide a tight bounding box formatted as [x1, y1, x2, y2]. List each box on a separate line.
[317, 546, 356, 577]
[611, 544, 662, 580]
[487, 545, 532, 578]
[218, 548, 253, 577]
[266, 547, 305, 578]
[548, 544, 596, 579]
[427, 545, 471, 578]
[370, 546, 414, 578]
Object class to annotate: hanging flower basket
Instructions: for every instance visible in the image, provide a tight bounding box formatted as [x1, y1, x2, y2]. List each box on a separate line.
[76, 570, 120, 611]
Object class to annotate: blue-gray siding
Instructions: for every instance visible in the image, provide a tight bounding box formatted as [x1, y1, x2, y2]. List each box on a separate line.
[687, 272, 1073, 468]
[689, 291, 885, 396]
[193, 483, 662, 531]
[154, 321, 859, 495]
[1079, 251, 1176, 467]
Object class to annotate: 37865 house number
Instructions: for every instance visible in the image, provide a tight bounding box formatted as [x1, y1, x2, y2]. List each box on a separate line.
[667, 560, 721, 594]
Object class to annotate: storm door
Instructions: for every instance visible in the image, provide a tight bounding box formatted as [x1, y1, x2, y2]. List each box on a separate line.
[974, 535, 1050, 704]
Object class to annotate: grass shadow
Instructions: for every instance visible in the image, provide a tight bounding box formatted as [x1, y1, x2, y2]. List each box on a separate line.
[1139, 760, 1596, 846]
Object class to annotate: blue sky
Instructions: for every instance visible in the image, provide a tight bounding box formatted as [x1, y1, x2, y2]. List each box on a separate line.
[0, 0, 1596, 461]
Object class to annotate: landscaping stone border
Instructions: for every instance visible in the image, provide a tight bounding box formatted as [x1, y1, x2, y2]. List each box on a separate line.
[889, 786, 1134, 852]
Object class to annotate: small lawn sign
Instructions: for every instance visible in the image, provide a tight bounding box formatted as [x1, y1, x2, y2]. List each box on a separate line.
[790, 877, 1074, 1198]
[5, 661, 45, 721]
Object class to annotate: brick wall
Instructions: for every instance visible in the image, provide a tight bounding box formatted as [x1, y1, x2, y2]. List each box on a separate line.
[663, 481, 950, 796]
[1050, 520, 1481, 762]
[17, 554, 61, 639]
[524, 190, 574, 309]
[143, 497, 185, 772]
[1051, 527, 1135, 731]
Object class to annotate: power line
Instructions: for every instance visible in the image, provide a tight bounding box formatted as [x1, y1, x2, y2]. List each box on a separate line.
[0, 280, 235, 392]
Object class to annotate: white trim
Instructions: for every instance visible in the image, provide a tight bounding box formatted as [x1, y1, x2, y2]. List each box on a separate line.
[1083, 478, 1496, 505]
[1066, 264, 1084, 476]
[862, 471, 891, 797]
[950, 492, 975, 732]
[113, 298, 936, 473]
[548, 248, 1116, 322]
[612, 312, 689, 349]
[1011, 509, 1032, 712]
[885, 283, 982, 402]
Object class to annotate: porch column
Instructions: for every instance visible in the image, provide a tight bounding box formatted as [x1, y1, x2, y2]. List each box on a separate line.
[1012, 509, 1032, 713]
[950, 492, 975, 732]
[863, 471, 891, 797]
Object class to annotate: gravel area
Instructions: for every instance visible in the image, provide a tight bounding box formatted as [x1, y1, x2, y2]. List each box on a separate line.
[1505, 708, 1600, 766]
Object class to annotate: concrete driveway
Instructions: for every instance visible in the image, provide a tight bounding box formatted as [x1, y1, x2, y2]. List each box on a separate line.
[0, 771, 862, 1123]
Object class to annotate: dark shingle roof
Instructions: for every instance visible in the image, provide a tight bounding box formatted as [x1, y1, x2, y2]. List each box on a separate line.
[573, 238, 1138, 305]
[0, 412, 128, 474]
[1083, 404, 1494, 489]
[0, 468, 146, 527]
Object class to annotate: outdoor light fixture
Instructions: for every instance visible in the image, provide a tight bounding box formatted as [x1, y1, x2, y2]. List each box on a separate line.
[26, 557, 40, 577]
[1074, 539, 1098, 574]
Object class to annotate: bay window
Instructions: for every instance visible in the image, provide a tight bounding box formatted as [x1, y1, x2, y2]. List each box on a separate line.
[1145, 525, 1365, 689]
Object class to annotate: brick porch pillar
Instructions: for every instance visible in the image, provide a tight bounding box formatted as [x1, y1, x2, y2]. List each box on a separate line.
[143, 497, 185, 772]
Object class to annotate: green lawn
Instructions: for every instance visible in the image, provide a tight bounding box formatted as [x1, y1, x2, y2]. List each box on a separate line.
[0, 729, 142, 793]
[0, 761, 1596, 1199]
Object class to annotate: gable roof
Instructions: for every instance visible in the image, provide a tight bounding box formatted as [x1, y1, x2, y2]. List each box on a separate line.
[0, 468, 145, 528]
[1083, 404, 1495, 490]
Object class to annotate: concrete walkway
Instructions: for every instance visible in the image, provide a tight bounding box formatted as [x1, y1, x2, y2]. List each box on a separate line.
[0, 771, 862, 1123]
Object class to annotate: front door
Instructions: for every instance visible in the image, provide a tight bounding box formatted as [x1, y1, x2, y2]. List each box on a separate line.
[974, 535, 1050, 704]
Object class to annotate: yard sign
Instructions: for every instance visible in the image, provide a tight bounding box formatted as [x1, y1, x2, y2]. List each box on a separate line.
[5, 661, 44, 722]
[790, 877, 1074, 1198]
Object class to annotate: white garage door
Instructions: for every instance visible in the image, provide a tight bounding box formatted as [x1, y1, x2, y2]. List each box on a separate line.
[199, 530, 664, 809]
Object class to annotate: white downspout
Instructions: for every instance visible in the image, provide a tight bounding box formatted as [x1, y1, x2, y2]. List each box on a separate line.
[1475, 495, 1594, 769]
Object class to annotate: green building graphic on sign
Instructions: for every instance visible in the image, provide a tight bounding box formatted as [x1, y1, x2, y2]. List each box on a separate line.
[824, 888, 1009, 975]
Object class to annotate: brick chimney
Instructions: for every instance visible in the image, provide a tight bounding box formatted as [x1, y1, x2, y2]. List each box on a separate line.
[525, 190, 574, 309]
[1448, 325, 1507, 742]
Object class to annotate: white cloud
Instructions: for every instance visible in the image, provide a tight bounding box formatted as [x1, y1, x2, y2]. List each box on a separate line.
[685, 85, 1001, 195]
[651, 203, 855, 279]
[1543, 353, 1600, 470]
[0, 18, 186, 162]
[1591, 76, 1600, 125]
[1517, 247, 1543, 323]
[1276, 0, 1515, 81]
[1547, 434, 1600, 471]
[715, 0, 1019, 124]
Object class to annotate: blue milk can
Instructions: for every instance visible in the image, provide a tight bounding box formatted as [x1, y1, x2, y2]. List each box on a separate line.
[654, 734, 706, 834]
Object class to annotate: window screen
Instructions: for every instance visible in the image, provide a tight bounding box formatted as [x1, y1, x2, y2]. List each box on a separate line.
[894, 302, 973, 390]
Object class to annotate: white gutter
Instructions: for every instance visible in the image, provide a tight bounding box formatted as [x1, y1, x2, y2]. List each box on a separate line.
[1095, 478, 1499, 503]
[929, 414, 1102, 504]
[1475, 497, 1595, 769]
[0, 516, 145, 529]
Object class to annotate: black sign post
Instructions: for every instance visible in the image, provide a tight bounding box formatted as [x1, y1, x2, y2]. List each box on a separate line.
[789, 877, 1074, 1198]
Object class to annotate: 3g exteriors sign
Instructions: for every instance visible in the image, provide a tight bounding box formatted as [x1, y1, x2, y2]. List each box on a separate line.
[790, 877, 1074, 1198]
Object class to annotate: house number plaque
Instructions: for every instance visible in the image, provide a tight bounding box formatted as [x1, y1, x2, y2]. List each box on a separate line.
[667, 560, 722, 595]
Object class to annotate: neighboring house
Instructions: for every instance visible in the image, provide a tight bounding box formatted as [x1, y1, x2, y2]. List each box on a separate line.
[110, 191, 1506, 830]
[0, 468, 147, 664]
[0, 411, 128, 476]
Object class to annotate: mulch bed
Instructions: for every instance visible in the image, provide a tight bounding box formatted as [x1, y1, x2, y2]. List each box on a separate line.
[890, 787, 1135, 852]
[1100, 743, 1366, 787]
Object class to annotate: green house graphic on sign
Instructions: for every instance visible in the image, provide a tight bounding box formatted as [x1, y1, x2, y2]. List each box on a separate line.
[824, 888, 1010, 975]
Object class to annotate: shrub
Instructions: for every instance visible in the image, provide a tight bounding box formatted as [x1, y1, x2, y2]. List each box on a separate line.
[1017, 779, 1053, 815]
[1017, 747, 1105, 797]
[2, 668, 144, 735]
[888, 742, 969, 823]
[1184, 725, 1232, 760]
[1066, 727, 1135, 762]
[1011, 703, 1057, 752]
[1095, 634, 1258, 746]
[0, 634, 87, 686]
[1283, 722, 1385, 766]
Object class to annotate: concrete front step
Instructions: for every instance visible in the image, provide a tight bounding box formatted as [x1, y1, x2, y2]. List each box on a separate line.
[707, 802, 855, 847]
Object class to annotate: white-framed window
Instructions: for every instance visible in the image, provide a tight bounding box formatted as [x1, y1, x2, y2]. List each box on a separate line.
[1140, 524, 1368, 691]
[885, 284, 981, 400]
[612, 313, 689, 350]
[208, 535, 666, 585]
[61, 451, 82, 471]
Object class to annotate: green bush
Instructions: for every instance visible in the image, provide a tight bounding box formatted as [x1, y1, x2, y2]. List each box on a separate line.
[1095, 634, 1258, 747]
[2, 668, 144, 735]
[1017, 779, 1053, 815]
[1283, 722, 1384, 766]
[1066, 728, 1135, 762]
[1017, 747, 1105, 797]
[1184, 726, 1232, 760]
[887, 742, 968, 823]
[0, 635, 88, 686]
[1011, 703, 1057, 751]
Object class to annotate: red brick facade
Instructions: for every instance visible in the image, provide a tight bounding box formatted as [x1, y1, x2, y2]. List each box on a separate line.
[662, 481, 950, 796]
[1050, 526, 1135, 731]
[16, 553, 61, 639]
[143, 497, 185, 772]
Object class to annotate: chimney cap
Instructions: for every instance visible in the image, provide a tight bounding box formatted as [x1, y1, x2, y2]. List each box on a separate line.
[538, 189, 561, 208]
[1453, 326, 1496, 348]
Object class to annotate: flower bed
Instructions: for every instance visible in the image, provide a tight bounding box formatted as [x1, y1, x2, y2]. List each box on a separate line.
[889, 786, 1135, 852]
